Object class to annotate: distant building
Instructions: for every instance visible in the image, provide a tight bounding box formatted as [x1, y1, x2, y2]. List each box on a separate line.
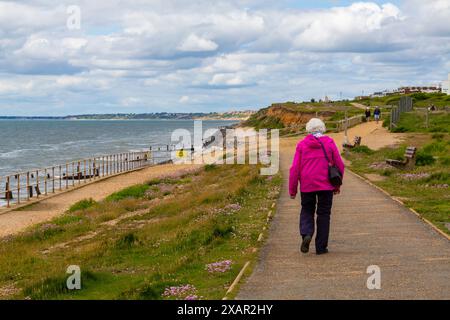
[394, 86, 441, 94]
[442, 73, 450, 95]
[367, 86, 441, 99]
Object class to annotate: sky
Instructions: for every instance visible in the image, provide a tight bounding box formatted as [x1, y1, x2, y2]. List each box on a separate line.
[0, 0, 449, 116]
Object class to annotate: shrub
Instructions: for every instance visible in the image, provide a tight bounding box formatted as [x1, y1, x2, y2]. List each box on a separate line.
[415, 151, 436, 166]
[106, 184, 149, 201]
[115, 232, 140, 249]
[204, 164, 217, 172]
[411, 93, 429, 101]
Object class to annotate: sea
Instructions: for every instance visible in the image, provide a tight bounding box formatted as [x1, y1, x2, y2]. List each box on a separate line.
[0, 119, 236, 178]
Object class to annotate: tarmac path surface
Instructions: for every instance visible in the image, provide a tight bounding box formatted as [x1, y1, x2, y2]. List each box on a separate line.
[237, 122, 450, 299]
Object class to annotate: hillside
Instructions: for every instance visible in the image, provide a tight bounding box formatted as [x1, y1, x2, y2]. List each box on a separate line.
[242, 101, 362, 132]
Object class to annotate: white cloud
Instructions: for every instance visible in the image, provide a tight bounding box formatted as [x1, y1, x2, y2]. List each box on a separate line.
[178, 34, 218, 52]
[0, 0, 449, 115]
[179, 95, 190, 103]
[121, 97, 141, 107]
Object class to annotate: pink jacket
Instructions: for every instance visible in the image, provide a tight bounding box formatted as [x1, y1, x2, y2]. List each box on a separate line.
[289, 135, 345, 196]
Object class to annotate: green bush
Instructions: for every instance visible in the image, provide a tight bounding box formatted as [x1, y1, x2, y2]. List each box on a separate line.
[106, 184, 149, 201]
[415, 151, 436, 166]
[411, 93, 429, 101]
[115, 232, 140, 249]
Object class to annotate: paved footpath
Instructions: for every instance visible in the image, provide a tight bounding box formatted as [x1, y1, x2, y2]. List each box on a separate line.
[238, 123, 450, 299]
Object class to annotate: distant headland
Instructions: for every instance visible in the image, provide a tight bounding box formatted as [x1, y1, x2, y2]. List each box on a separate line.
[0, 110, 255, 121]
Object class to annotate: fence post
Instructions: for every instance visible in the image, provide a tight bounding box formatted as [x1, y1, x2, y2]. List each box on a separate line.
[17, 173, 20, 204]
[52, 167, 55, 193]
[26, 172, 30, 201]
[6, 176, 10, 207]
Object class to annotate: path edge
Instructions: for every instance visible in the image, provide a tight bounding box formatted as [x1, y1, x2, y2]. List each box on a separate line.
[348, 170, 450, 241]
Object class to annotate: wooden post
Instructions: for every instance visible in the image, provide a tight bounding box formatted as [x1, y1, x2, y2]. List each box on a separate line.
[44, 168, 48, 195]
[26, 172, 30, 201]
[36, 170, 39, 198]
[59, 165, 62, 191]
[6, 176, 10, 208]
[84, 160, 87, 183]
[17, 173, 20, 204]
[426, 108, 429, 129]
[344, 109, 349, 144]
[66, 163, 69, 189]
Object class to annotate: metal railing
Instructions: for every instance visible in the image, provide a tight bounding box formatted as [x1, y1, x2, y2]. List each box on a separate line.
[0, 151, 151, 208]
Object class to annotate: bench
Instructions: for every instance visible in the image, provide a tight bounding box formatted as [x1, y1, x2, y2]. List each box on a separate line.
[343, 136, 362, 149]
[386, 147, 417, 168]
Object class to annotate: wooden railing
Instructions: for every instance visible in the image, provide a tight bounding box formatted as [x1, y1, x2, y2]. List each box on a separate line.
[0, 151, 150, 208]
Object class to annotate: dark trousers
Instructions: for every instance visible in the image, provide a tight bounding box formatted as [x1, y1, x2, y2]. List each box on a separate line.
[300, 191, 333, 252]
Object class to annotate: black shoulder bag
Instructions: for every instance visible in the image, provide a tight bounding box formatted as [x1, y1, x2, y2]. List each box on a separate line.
[314, 136, 343, 187]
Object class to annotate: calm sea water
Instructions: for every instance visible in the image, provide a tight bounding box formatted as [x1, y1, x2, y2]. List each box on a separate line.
[0, 119, 235, 178]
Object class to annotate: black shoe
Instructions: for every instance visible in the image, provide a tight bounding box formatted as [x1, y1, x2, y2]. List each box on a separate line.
[316, 248, 329, 255]
[300, 235, 312, 253]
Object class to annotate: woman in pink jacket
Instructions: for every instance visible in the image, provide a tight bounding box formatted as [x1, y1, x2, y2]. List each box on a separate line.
[289, 118, 345, 255]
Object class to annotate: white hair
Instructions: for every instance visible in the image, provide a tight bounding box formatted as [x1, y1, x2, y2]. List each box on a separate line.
[306, 118, 326, 133]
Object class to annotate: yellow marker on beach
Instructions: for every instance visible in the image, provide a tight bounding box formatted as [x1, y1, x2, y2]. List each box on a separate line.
[177, 149, 186, 158]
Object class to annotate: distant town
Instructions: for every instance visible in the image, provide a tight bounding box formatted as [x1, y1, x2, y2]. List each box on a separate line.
[0, 110, 255, 121]
[356, 72, 450, 100]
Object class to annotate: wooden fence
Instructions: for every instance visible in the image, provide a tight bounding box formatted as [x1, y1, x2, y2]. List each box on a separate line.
[0, 151, 150, 208]
[332, 115, 364, 132]
[390, 96, 413, 129]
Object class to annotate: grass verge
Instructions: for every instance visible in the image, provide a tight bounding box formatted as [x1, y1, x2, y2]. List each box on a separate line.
[0, 164, 281, 300]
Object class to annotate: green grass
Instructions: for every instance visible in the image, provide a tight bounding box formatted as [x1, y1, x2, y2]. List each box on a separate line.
[389, 112, 450, 133]
[0, 164, 282, 300]
[67, 198, 97, 213]
[105, 184, 150, 201]
[344, 133, 450, 235]
[355, 92, 450, 108]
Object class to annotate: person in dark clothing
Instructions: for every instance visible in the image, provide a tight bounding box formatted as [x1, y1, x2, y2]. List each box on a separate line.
[373, 106, 381, 124]
[365, 107, 371, 122]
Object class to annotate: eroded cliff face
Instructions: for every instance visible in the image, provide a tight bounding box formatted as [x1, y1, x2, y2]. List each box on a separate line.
[266, 105, 314, 127]
[242, 102, 345, 130]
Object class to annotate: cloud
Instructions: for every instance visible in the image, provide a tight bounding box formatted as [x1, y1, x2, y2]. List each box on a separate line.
[179, 95, 190, 103]
[0, 0, 449, 115]
[178, 34, 218, 52]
